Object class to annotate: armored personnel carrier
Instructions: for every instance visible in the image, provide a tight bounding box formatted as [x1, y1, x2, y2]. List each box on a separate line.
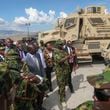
[38, 6, 110, 63]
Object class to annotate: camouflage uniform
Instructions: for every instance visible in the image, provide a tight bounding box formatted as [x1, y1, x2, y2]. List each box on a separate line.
[0, 61, 20, 110]
[16, 63, 48, 110]
[0, 62, 11, 110]
[15, 78, 38, 110]
[74, 101, 93, 110]
[87, 67, 110, 89]
[54, 48, 70, 102]
[74, 67, 110, 110]
[0, 62, 11, 95]
[5, 46, 21, 84]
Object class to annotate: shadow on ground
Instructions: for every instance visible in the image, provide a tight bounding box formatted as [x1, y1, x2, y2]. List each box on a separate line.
[43, 89, 62, 110]
[44, 73, 86, 110]
[65, 74, 85, 102]
[73, 74, 84, 91]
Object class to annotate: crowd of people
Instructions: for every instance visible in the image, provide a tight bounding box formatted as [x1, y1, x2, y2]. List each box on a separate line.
[0, 38, 78, 110]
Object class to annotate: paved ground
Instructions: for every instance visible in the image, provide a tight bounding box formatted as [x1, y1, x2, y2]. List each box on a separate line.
[43, 63, 105, 110]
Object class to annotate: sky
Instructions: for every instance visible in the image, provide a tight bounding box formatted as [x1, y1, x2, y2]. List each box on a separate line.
[0, 0, 109, 32]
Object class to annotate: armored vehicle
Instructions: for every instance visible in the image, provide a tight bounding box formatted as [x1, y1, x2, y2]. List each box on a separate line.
[38, 6, 110, 63]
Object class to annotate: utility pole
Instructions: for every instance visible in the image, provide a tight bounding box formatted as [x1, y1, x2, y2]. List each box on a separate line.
[58, 18, 63, 38]
[25, 23, 30, 37]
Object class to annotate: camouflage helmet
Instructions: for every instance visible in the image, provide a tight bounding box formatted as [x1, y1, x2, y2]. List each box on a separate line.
[55, 39, 64, 47]
[87, 68, 110, 89]
[5, 49, 19, 59]
[74, 101, 93, 110]
[0, 62, 8, 73]
[7, 49, 18, 55]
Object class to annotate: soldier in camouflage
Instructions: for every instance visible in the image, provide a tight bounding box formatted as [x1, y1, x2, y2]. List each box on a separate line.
[74, 65, 110, 110]
[0, 62, 11, 110]
[54, 40, 71, 105]
[4, 38, 21, 84]
[3, 38, 21, 110]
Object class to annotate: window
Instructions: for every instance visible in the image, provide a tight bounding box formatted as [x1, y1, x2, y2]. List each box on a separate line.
[88, 18, 104, 26]
[64, 18, 77, 29]
[97, 7, 101, 13]
[87, 7, 93, 13]
[93, 7, 97, 13]
[87, 7, 101, 13]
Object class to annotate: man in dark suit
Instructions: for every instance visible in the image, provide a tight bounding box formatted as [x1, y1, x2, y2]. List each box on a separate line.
[44, 43, 54, 92]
